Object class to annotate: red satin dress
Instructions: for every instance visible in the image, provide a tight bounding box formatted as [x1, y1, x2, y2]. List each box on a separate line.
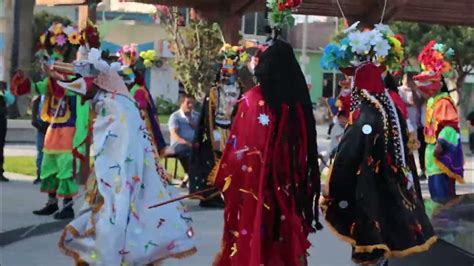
[213, 86, 313, 266]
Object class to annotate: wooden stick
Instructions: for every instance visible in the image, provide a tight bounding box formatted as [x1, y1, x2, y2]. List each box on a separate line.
[148, 187, 218, 209]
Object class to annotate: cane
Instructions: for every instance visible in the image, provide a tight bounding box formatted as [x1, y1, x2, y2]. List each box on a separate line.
[148, 187, 218, 209]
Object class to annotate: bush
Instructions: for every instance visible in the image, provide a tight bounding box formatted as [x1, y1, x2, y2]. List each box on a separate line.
[155, 96, 179, 115]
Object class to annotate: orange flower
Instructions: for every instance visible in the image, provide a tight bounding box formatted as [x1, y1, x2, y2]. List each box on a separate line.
[441, 61, 451, 73]
[68, 32, 81, 45]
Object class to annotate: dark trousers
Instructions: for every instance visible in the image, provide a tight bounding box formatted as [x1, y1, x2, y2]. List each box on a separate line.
[0, 115, 6, 176]
[36, 132, 45, 179]
[173, 144, 192, 173]
[417, 127, 426, 173]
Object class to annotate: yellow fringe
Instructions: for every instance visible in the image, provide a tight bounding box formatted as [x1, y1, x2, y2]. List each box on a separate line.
[433, 158, 464, 184]
[207, 158, 221, 186]
[321, 200, 438, 259]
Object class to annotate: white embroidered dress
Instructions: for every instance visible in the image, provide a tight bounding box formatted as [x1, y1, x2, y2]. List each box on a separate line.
[60, 90, 196, 265]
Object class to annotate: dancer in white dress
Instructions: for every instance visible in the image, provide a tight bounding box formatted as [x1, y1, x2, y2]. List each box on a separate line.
[57, 49, 196, 265]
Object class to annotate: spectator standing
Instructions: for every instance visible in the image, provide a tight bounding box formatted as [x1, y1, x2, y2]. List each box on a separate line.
[0, 81, 8, 182]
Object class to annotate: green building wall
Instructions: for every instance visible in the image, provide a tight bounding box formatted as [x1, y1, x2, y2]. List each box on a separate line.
[294, 50, 325, 103]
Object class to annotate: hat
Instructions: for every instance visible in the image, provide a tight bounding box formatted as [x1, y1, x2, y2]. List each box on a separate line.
[353, 62, 385, 94]
[414, 40, 453, 96]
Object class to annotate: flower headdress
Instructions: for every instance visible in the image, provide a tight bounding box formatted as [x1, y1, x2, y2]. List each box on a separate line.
[218, 43, 250, 83]
[321, 22, 404, 72]
[117, 45, 160, 84]
[267, 0, 301, 28]
[413, 40, 454, 95]
[36, 22, 81, 63]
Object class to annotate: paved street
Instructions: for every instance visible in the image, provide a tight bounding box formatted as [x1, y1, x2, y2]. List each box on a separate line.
[1, 128, 473, 265]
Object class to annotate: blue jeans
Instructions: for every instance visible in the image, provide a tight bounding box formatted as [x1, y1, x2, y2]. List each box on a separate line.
[36, 132, 45, 179]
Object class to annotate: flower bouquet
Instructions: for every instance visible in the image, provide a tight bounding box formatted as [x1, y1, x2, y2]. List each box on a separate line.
[321, 22, 404, 72]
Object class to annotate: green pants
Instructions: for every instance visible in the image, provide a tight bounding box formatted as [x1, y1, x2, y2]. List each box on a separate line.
[40, 153, 78, 197]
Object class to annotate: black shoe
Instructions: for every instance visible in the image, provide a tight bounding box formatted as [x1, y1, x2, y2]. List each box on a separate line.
[419, 174, 427, 181]
[199, 196, 225, 208]
[0, 175, 9, 182]
[33, 202, 59, 216]
[33, 178, 41, 185]
[54, 206, 75, 220]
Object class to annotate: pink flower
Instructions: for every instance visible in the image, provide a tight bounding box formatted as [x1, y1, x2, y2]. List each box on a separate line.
[56, 34, 67, 46]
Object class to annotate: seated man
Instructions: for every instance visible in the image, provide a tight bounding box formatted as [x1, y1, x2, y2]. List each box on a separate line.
[168, 94, 199, 178]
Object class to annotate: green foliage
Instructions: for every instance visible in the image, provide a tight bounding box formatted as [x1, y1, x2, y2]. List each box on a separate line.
[155, 96, 178, 115]
[159, 8, 223, 99]
[390, 22, 474, 87]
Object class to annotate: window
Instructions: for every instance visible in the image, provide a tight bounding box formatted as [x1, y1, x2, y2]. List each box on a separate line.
[244, 13, 256, 35]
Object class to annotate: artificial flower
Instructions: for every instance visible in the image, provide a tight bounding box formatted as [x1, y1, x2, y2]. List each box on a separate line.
[50, 36, 57, 45]
[39, 33, 46, 45]
[240, 52, 249, 63]
[63, 26, 75, 36]
[68, 32, 81, 45]
[374, 23, 393, 35]
[446, 48, 455, 57]
[433, 43, 445, 52]
[394, 34, 405, 45]
[56, 34, 67, 46]
[143, 59, 153, 68]
[146, 50, 156, 59]
[366, 29, 383, 46]
[52, 23, 63, 35]
[348, 31, 370, 55]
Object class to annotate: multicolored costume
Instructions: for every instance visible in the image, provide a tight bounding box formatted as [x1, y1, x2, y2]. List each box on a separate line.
[414, 40, 464, 201]
[212, 39, 321, 266]
[11, 22, 89, 219]
[321, 24, 436, 264]
[32, 77, 89, 197]
[118, 46, 167, 157]
[57, 48, 196, 265]
[189, 44, 246, 206]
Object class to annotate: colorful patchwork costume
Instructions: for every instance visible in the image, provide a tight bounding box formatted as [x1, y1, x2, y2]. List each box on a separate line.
[413, 40, 464, 201]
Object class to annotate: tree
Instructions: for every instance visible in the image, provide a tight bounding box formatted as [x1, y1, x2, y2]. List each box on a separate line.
[390, 22, 474, 91]
[157, 6, 223, 99]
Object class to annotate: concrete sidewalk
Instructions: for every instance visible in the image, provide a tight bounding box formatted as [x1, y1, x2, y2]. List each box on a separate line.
[2, 126, 474, 266]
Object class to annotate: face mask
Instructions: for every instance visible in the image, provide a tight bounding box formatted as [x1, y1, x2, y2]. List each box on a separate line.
[247, 56, 259, 75]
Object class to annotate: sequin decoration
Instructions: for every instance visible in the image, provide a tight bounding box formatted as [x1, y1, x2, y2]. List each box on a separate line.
[230, 243, 238, 257]
[362, 124, 373, 135]
[223, 175, 232, 192]
[339, 200, 349, 209]
[187, 228, 194, 238]
[258, 113, 270, 126]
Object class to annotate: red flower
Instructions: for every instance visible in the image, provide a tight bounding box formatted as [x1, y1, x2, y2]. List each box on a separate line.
[277, 2, 286, 11]
[394, 34, 405, 45]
